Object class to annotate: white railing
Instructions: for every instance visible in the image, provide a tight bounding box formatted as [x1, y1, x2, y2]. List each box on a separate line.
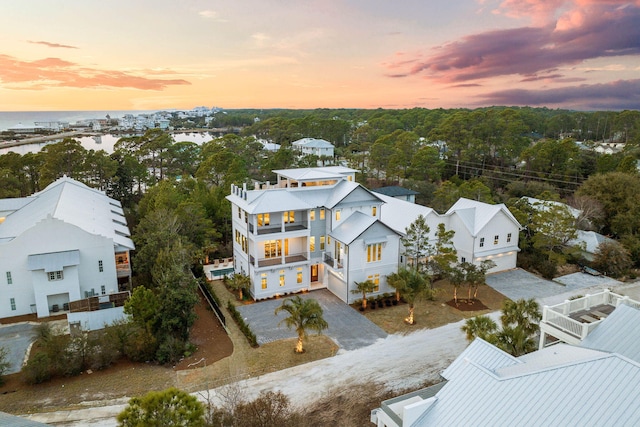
[542, 290, 640, 340]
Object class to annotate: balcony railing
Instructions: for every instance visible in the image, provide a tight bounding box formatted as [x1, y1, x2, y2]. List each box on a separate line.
[541, 290, 640, 340]
[323, 252, 343, 269]
[256, 253, 308, 268]
[116, 263, 131, 277]
[257, 224, 308, 235]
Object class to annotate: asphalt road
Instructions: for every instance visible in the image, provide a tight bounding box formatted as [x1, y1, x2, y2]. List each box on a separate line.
[0, 323, 37, 374]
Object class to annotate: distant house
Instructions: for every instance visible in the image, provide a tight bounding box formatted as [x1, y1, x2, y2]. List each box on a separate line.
[372, 302, 640, 426]
[372, 186, 419, 203]
[291, 137, 335, 159]
[227, 167, 520, 303]
[0, 177, 134, 321]
[568, 230, 615, 261]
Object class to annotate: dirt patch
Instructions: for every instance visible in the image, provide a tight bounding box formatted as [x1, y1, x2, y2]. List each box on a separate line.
[174, 289, 233, 370]
[445, 298, 489, 311]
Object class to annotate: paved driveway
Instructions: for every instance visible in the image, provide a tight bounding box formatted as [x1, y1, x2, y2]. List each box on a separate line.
[0, 323, 38, 374]
[486, 268, 622, 303]
[236, 289, 387, 351]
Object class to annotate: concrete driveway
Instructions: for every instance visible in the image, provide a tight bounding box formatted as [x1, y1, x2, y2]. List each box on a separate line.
[486, 268, 623, 303]
[236, 289, 388, 351]
[0, 322, 38, 374]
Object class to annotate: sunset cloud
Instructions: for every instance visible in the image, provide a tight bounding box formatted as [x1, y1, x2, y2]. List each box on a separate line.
[386, 3, 640, 83]
[0, 54, 191, 90]
[28, 40, 79, 49]
[478, 79, 640, 110]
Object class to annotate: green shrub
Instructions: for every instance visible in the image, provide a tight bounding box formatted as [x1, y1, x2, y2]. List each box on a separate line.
[227, 301, 258, 347]
[23, 352, 52, 384]
[0, 346, 10, 386]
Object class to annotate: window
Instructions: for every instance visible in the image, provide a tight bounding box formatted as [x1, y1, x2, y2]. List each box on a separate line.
[320, 236, 325, 251]
[257, 213, 270, 226]
[242, 235, 247, 253]
[310, 236, 316, 252]
[265, 240, 282, 258]
[507, 233, 512, 243]
[461, 257, 466, 263]
[101, 285, 106, 295]
[367, 243, 382, 262]
[48, 270, 63, 281]
[320, 209, 325, 220]
[284, 211, 295, 224]
[297, 268, 303, 284]
[261, 273, 267, 289]
[494, 235, 499, 245]
[368, 274, 380, 292]
[10, 298, 16, 311]
[98, 260, 104, 272]
[6, 271, 12, 285]
[372, 206, 377, 216]
[279, 270, 285, 287]
[238, 207, 241, 219]
[335, 209, 341, 221]
[310, 209, 315, 221]
[479, 237, 485, 248]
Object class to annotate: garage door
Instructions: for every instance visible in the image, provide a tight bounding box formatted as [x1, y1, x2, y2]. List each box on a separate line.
[327, 271, 348, 302]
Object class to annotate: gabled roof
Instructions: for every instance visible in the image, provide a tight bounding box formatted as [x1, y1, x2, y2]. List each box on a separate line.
[445, 198, 521, 237]
[522, 196, 581, 219]
[377, 193, 436, 236]
[330, 211, 399, 245]
[372, 186, 419, 197]
[239, 189, 313, 214]
[0, 176, 134, 250]
[410, 340, 640, 426]
[273, 166, 356, 181]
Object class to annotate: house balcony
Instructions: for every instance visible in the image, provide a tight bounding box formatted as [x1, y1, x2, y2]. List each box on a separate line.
[251, 253, 308, 268]
[116, 263, 131, 278]
[539, 290, 640, 348]
[256, 223, 307, 235]
[323, 252, 343, 270]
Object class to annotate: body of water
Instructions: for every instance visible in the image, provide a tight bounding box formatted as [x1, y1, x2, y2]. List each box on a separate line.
[0, 110, 163, 132]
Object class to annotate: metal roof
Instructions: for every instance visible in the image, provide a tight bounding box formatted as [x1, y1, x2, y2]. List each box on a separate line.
[372, 186, 419, 197]
[329, 211, 377, 244]
[291, 137, 335, 148]
[581, 303, 640, 363]
[0, 176, 134, 250]
[445, 198, 521, 236]
[376, 193, 437, 236]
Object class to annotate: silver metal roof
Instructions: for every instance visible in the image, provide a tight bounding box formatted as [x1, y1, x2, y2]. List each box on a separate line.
[581, 303, 640, 363]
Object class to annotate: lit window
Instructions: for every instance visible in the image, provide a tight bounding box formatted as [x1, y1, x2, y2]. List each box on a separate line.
[6, 271, 12, 285]
[279, 270, 285, 287]
[507, 233, 512, 243]
[479, 238, 484, 248]
[297, 268, 303, 284]
[10, 297, 16, 311]
[284, 211, 295, 224]
[310, 236, 315, 252]
[320, 236, 325, 251]
[48, 270, 64, 281]
[368, 274, 380, 292]
[320, 209, 325, 220]
[264, 240, 282, 258]
[494, 235, 499, 245]
[261, 273, 267, 289]
[335, 210, 341, 221]
[367, 243, 382, 262]
[98, 260, 104, 272]
[310, 210, 315, 221]
[238, 207, 241, 219]
[257, 213, 270, 226]
[372, 206, 377, 216]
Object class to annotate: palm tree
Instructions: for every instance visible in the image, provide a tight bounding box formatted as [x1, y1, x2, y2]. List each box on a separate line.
[500, 298, 541, 337]
[387, 268, 432, 325]
[495, 325, 538, 356]
[351, 280, 377, 309]
[461, 315, 498, 342]
[274, 296, 328, 353]
[226, 273, 250, 301]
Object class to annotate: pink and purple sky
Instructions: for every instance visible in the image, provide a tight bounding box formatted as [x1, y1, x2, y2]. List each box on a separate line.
[1, 0, 639, 111]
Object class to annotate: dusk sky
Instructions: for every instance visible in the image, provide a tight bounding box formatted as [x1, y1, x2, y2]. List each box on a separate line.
[1, 0, 639, 111]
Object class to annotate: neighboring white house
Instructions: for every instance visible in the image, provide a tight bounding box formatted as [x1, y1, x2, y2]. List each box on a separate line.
[372, 303, 640, 427]
[226, 167, 520, 302]
[0, 177, 134, 320]
[291, 138, 335, 158]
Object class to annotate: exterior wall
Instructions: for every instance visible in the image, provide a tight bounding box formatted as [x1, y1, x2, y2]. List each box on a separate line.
[0, 218, 119, 319]
[67, 306, 126, 331]
[473, 211, 519, 272]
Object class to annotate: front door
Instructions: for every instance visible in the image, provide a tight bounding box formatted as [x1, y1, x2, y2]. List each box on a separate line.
[310, 264, 318, 282]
